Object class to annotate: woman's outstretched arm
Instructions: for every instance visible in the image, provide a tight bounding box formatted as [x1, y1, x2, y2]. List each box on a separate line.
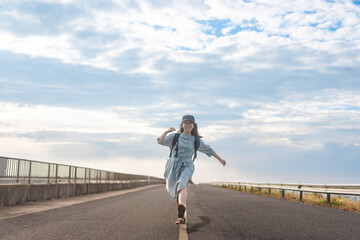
[213, 153, 226, 166]
[198, 139, 226, 166]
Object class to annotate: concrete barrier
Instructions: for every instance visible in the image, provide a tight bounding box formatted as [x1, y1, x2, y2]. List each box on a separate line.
[0, 181, 164, 207]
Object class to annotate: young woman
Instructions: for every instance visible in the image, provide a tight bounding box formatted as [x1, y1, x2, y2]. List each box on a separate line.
[157, 115, 226, 224]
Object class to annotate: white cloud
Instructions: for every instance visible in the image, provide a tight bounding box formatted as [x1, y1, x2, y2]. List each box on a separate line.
[0, 135, 166, 178]
[1, 87, 358, 150]
[0, 31, 82, 64]
[0, 86, 359, 182]
[199, 89, 360, 148]
[2, 10, 40, 24]
[244, 90, 360, 122]
[0, 0, 359, 73]
[247, 137, 292, 147]
[0, 102, 162, 136]
[216, 99, 242, 108]
[28, 0, 78, 4]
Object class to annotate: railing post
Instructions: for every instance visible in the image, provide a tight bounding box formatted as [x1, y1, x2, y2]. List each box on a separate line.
[90, 169, 92, 183]
[16, 159, 21, 183]
[327, 193, 331, 204]
[69, 166, 71, 183]
[55, 164, 58, 183]
[268, 188, 271, 194]
[28, 161, 32, 184]
[85, 168, 87, 183]
[300, 191, 303, 201]
[75, 167, 77, 183]
[282, 189, 285, 198]
[259, 187, 262, 193]
[47, 163, 50, 184]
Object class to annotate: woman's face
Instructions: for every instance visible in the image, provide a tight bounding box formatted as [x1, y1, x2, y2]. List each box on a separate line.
[182, 120, 194, 134]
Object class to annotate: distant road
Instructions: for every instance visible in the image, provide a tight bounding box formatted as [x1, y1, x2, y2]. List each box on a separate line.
[1, 184, 360, 240]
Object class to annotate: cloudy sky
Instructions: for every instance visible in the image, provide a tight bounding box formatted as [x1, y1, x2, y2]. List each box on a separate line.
[0, 0, 359, 184]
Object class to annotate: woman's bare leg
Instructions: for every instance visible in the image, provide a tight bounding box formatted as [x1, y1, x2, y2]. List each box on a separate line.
[178, 187, 187, 207]
[175, 187, 187, 224]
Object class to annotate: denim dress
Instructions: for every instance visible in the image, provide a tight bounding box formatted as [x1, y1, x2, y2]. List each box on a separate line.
[158, 133, 215, 201]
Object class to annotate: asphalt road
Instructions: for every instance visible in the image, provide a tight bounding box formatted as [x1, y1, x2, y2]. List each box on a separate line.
[0, 185, 177, 240]
[1, 184, 360, 240]
[186, 185, 360, 240]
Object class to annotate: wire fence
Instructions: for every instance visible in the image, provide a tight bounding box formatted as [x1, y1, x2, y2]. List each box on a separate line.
[0, 156, 164, 184]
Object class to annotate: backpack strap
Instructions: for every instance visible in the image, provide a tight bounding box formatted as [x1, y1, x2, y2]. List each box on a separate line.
[193, 136, 200, 161]
[169, 133, 181, 158]
[169, 133, 200, 161]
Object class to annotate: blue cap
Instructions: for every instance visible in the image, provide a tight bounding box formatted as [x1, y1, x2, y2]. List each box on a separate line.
[182, 115, 195, 123]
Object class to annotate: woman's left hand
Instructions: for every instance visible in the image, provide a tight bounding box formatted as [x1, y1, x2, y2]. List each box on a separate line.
[220, 159, 226, 167]
[213, 153, 227, 167]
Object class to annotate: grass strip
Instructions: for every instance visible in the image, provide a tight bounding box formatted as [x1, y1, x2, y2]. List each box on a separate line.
[213, 184, 360, 214]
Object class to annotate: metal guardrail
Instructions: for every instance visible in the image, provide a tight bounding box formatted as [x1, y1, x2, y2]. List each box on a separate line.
[208, 182, 360, 203]
[0, 156, 165, 184]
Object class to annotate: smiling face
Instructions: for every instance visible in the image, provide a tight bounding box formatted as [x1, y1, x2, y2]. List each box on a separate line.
[182, 120, 194, 135]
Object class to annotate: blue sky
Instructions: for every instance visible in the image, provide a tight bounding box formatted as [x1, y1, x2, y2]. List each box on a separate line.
[0, 0, 359, 184]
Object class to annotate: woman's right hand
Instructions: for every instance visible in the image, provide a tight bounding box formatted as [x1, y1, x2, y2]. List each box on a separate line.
[167, 127, 176, 133]
[158, 127, 176, 143]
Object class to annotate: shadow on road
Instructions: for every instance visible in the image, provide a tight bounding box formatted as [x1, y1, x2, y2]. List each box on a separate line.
[187, 216, 211, 234]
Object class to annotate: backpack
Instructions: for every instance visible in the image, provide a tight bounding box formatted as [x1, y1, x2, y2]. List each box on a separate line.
[169, 133, 200, 161]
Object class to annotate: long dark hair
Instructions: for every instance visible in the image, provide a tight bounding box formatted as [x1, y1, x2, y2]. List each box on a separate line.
[179, 122, 202, 138]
